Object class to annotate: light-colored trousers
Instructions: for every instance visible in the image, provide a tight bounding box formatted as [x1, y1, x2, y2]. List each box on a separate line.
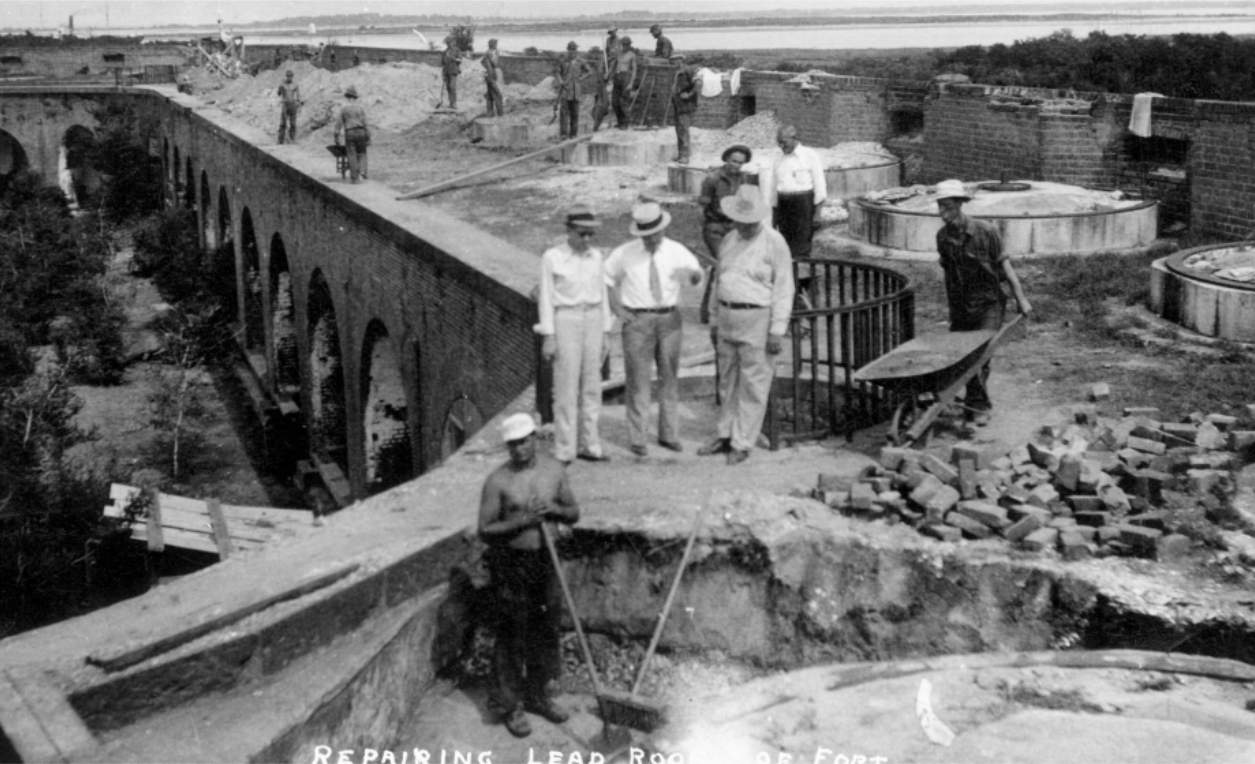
[715, 306, 774, 452]
[552, 306, 605, 461]
[622, 309, 682, 448]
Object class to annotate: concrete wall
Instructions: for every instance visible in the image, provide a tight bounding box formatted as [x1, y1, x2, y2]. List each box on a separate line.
[246, 43, 558, 86]
[0, 44, 191, 79]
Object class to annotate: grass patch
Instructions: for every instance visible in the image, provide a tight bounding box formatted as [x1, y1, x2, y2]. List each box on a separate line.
[1020, 248, 1168, 333]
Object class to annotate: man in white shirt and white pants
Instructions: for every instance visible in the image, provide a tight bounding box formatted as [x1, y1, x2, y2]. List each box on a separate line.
[535, 206, 613, 464]
[605, 200, 704, 457]
[763, 124, 827, 301]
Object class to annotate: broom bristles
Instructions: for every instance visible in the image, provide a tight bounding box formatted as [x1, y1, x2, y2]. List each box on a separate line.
[598, 688, 667, 732]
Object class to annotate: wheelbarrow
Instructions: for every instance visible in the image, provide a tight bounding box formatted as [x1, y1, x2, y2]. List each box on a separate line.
[853, 314, 1022, 446]
[325, 144, 348, 178]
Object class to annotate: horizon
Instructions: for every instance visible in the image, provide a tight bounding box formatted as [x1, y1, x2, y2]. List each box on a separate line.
[2, 0, 1253, 32]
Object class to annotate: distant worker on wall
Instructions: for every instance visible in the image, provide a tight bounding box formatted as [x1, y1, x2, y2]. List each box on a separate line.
[611, 37, 639, 129]
[670, 55, 699, 163]
[483, 38, 505, 117]
[933, 179, 1032, 426]
[276, 69, 302, 144]
[442, 36, 462, 109]
[536, 205, 612, 464]
[478, 413, 580, 738]
[650, 24, 674, 60]
[333, 86, 369, 183]
[699, 185, 794, 465]
[763, 125, 826, 304]
[556, 42, 592, 139]
[697, 145, 750, 322]
[591, 29, 619, 132]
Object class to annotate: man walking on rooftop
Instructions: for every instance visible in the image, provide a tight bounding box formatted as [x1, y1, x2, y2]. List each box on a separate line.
[442, 37, 462, 109]
[611, 37, 638, 129]
[277, 69, 302, 144]
[556, 42, 592, 139]
[333, 86, 369, 183]
[483, 38, 504, 117]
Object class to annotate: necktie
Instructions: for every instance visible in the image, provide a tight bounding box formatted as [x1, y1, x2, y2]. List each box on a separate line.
[649, 254, 663, 306]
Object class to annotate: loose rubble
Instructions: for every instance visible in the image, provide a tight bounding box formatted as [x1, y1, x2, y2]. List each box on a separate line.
[820, 403, 1255, 563]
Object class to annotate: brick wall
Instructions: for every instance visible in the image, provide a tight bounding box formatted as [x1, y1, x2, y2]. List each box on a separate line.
[1192, 100, 1255, 239]
[247, 44, 557, 86]
[923, 86, 1046, 183]
[0, 44, 191, 78]
[739, 71, 917, 147]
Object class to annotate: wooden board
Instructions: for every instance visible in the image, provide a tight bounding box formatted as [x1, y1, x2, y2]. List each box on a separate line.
[852, 329, 997, 383]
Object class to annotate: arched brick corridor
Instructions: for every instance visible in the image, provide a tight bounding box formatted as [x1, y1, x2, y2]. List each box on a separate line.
[199, 171, 213, 250]
[184, 156, 195, 210]
[61, 125, 98, 207]
[0, 129, 29, 182]
[172, 145, 182, 207]
[269, 233, 299, 394]
[360, 321, 413, 494]
[214, 186, 236, 317]
[307, 271, 348, 473]
[239, 208, 265, 359]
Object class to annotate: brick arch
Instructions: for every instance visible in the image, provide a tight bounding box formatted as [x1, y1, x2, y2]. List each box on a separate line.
[239, 208, 265, 357]
[60, 124, 98, 206]
[184, 155, 195, 210]
[0, 128, 31, 181]
[214, 186, 236, 318]
[172, 145, 182, 207]
[199, 171, 212, 249]
[307, 269, 348, 474]
[360, 320, 413, 495]
[269, 232, 299, 394]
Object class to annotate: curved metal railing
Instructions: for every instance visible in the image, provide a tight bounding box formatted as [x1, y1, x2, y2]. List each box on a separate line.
[767, 258, 915, 447]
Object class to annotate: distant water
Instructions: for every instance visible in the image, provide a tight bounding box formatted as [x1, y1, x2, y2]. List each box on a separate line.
[138, 16, 1255, 53]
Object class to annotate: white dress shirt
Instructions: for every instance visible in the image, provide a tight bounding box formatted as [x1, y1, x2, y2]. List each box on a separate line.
[603, 237, 703, 309]
[762, 143, 828, 207]
[534, 242, 613, 335]
[712, 226, 796, 337]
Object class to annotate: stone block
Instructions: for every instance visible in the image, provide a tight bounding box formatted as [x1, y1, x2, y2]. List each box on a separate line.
[1073, 509, 1111, 526]
[1027, 483, 1060, 508]
[1008, 444, 1032, 466]
[1089, 382, 1110, 401]
[1205, 413, 1238, 431]
[1130, 424, 1163, 442]
[1123, 406, 1163, 419]
[957, 460, 977, 500]
[878, 446, 911, 471]
[849, 482, 878, 511]
[1188, 452, 1235, 470]
[1127, 436, 1166, 455]
[922, 524, 962, 542]
[1229, 431, 1255, 451]
[1187, 469, 1225, 493]
[1075, 404, 1100, 424]
[817, 474, 852, 494]
[926, 443, 954, 464]
[956, 500, 1010, 528]
[1100, 485, 1131, 512]
[1246, 403, 1255, 419]
[1059, 531, 1091, 561]
[1056, 454, 1081, 492]
[921, 452, 960, 484]
[1083, 451, 1119, 470]
[1155, 533, 1192, 562]
[1161, 422, 1199, 441]
[1002, 483, 1031, 504]
[944, 511, 992, 539]
[865, 476, 894, 494]
[1118, 524, 1163, 555]
[1004, 513, 1044, 542]
[1072, 526, 1098, 543]
[1126, 510, 1167, 531]
[1195, 422, 1225, 450]
[1097, 525, 1122, 543]
[1048, 516, 1079, 529]
[911, 475, 961, 516]
[1117, 447, 1151, 467]
[1027, 442, 1060, 471]
[1022, 527, 1060, 552]
[1006, 504, 1050, 524]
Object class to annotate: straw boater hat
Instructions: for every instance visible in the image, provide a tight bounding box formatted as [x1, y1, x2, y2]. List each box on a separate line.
[567, 41, 579, 51]
[629, 201, 671, 236]
[499, 413, 536, 443]
[722, 144, 753, 163]
[934, 179, 971, 202]
[566, 204, 601, 229]
[344, 85, 358, 98]
[720, 185, 771, 224]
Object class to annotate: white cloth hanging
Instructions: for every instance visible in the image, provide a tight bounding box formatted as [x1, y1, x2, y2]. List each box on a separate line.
[696, 68, 723, 97]
[730, 67, 743, 95]
[1129, 92, 1163, 138]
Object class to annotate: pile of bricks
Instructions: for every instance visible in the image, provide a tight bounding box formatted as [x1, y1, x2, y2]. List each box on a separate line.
[819, 401, 1255, 562]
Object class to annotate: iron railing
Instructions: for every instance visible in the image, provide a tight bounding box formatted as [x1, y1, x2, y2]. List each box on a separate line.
[766, 258, 915, 447]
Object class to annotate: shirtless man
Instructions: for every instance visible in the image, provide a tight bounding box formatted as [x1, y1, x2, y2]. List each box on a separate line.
[477, 413, 580, 738]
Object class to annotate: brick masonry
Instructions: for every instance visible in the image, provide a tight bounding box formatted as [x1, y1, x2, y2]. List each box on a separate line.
[246, 44, 558, 87]
[0, 44, 192, 79]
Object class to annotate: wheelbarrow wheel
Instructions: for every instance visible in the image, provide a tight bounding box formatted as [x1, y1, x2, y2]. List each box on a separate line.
[888, 396, 930, 448]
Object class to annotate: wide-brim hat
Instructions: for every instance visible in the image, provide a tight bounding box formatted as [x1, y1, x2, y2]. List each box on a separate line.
[722, 144, 753, 163]
[629, 201, 671, 236]
[566, 204, 602, 229]
[934, 179, 971, 202]
[721, 185, 770, 224]
[344, 85, 358, 98]
[567, 41, 579, 50]
[499, 413, 536, 443]
[607, 27, 619, 34]
[620, 36, 633, 47]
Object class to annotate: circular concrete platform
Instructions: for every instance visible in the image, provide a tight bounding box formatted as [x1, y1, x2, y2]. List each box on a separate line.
[668, 156, 902, 199]
[848, 181, 1158, 256]
[1150, 245, 1255, 343]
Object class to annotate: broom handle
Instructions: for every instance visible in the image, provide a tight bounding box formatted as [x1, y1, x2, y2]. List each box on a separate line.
[540, 521, 606, 697]
[629, 489, 710, 695]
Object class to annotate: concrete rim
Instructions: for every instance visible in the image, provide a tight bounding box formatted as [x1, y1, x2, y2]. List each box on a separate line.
[1164, 242, 1255, 291]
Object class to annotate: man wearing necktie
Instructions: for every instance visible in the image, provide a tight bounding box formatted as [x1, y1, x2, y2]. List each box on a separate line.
[604, 201, 703, 457]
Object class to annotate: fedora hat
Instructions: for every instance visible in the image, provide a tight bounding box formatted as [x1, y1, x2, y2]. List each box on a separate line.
[934, 179, 971, 202]
[722, 144, 752, 163]
[566, 204, 602, 229]
[629, 201, 671, 236]
[721, 185, 771, 224]
[567, 41, 579, 51]
[499, 413, 536, 443]
[344, 85, 358, 98]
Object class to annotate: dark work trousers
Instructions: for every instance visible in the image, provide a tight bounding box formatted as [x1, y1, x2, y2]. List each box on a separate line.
[278, 103, 299, 143]
[674, 110, 693, 161]
[559, 98, 580, 139]
[343, 127, 368, 182]
[485, 546, 562, 719]
[485, 75, 504, 117]
[774, 191, 816, 306]
[699, 221, 732, 324]
[443, 72, 458, 108]
[951, 301, 1005, 411]
[612, 73, 634, 128]
[592, 86, 610, 131]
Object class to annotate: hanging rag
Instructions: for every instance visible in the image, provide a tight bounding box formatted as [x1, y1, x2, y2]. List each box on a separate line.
[1129, 92, 1163, 138]
[696, 68, 723, 97]
[730, 67, 743, 95]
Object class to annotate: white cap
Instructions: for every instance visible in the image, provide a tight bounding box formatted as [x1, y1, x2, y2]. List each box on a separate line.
[499, 413, 536, 442]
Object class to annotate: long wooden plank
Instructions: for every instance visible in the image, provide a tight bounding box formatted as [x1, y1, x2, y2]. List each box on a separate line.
[107, 484, 309, 527]
[86, 563, 361, 673]
[395, 133, 594, 200]
[4, 667, 98, 761]
[206, 498, 234, 560]
[128, 525, 220, 556]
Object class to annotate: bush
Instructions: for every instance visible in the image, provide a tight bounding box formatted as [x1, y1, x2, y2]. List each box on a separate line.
[447, 23, 475, 53]
[133, 207, 199, 277]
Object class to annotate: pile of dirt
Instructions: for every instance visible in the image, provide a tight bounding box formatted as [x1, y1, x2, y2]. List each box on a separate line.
[187, 60, 550, 142]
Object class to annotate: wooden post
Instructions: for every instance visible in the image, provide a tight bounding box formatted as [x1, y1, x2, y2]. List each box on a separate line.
[396, 133, 594, 201]
[206, 498, 234, 560]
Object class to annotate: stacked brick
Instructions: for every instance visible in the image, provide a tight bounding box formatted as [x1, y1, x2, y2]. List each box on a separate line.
[819, 403, 1255, 562]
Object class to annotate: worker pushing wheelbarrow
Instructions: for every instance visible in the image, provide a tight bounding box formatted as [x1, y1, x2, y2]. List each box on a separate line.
[856, 178, 1032, 444]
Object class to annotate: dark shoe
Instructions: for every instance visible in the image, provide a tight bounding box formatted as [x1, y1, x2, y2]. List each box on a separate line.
[526, 697, 570, 724]
[697, 438, 731, 456]
[630, 445, 647, 457]
[726, 449, 750, 466]
[504, 708, 532, 738]
[657, 440, 683, 453]
[577, 451, 611, 462]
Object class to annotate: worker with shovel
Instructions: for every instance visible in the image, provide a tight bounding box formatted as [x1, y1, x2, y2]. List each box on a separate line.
[333, 86, 369, 183]
[478, 413, 580, 739]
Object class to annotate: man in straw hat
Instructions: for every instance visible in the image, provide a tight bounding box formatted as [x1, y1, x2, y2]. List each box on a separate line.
[605, 200, 704, 456]
[556, 42, 593, 139]
[333, 85, 369, 183]
[536, 205, 612, 464]
[697, 144, 751, 322]
[698, 186, 794, 465]
[934, 179, 1032, 425]
[478, 412, 580, 738]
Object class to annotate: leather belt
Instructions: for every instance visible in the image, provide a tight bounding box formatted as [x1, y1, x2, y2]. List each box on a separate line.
[629, 306, 675, 314]
[720, 300, 766, 310]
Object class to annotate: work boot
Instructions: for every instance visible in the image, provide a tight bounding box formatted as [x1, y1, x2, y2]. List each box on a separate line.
[526, 697, 570, 724]
[726, 449, 750, 466]
[504, 708, 532, 738]
[697, 438, 731, 456]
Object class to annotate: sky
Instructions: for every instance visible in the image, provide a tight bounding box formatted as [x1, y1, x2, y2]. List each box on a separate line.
[0, 0, 1244, 31]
